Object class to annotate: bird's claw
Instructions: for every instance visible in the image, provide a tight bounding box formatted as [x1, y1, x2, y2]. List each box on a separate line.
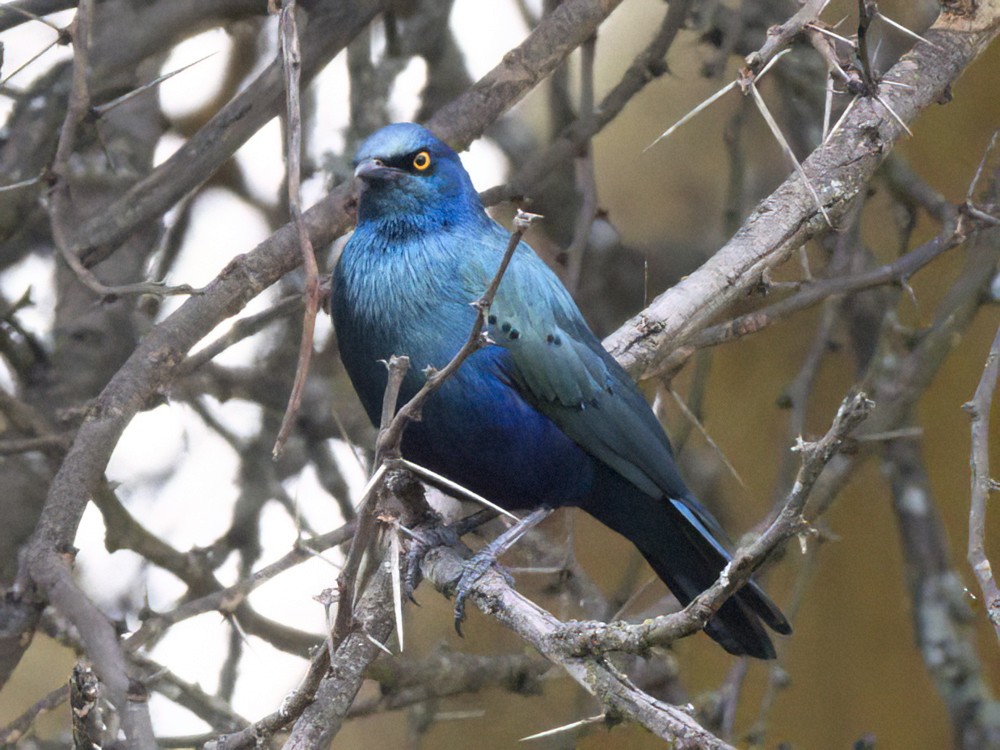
[452, 548, 514, 636]
[402, 520, 463, 602]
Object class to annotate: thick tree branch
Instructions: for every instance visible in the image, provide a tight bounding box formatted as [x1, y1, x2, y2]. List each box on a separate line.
[603, 1, 1000, 379]
[885, 439, 1000, 750]
[76, 0, 384, 266]
[421, 545, 736, 749]
[966, 324, 1000, 641]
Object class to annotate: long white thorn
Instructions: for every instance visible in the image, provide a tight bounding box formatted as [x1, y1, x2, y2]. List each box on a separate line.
[805, 22, 856, 47]
[824, 95, 858, 144]
[520, 715, 605, 741]
[823, 77, 834, 143]
[645, 47, 789, 152]
[645, 81, 738, 151]
[877, 12, 943, 50]
[397, 458, 519, 520]
[390, 524, 405, 652]
[874, 94, 913, 137]
[755, 47, 792, 79]
[354, 462, 388, 510]
[748, 82, 831, 225]
[365, 632, 393, 656]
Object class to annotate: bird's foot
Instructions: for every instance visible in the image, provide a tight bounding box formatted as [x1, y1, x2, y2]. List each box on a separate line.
[402, 509, 499, 602]
[451, 506, 554, 635]
[403, 522, 462, 601]
[452, 548, 516, 636]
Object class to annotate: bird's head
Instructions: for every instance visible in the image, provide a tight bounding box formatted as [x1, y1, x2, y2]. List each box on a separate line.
[352, 123, 485, 229]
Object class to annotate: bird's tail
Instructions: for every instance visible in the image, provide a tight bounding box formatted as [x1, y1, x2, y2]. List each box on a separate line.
[582, 483, 791, 659]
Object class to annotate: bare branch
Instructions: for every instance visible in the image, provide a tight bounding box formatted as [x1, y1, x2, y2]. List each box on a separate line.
[605, 1, 1000, 378]
[549, 391, 873, 657]
[273, 0, 322, 458]
[965, 324, 1000, 641]
[420, 544, 736, 749]
[660, 217, 964, 372]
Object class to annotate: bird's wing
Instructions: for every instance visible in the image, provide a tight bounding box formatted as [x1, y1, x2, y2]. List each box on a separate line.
[463, 237, 691, 503]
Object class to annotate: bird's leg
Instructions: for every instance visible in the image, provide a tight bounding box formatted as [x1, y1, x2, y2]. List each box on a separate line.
[403, 508, 499, 600]
[453, 506, 554, 635]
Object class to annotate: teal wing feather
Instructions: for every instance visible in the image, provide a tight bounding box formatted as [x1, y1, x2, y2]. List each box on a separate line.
[462, 237, 689, 502]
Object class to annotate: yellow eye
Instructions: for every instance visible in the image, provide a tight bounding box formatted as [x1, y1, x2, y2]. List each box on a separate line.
[412, 151, 431, 171]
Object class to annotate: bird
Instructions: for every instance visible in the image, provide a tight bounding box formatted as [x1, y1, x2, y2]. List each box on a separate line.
[331, 122, 791, 658]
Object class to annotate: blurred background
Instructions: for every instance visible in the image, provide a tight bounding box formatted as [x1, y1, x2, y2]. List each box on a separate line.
[0, 0, 998, 747]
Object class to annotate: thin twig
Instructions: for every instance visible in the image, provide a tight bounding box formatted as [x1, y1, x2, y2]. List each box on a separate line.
[0, 684, 70, 744]
[658, 221, 962, 373]
[744, 0, 830, 74]
[564, 34, 598, 292]
[329, 357, 408, 644]
[667, 387, 747, 490]
[967, 130, 999, 203]
[551, 391, 874, 656]
[856, 0, 878, 94]
[126, 522, 354, 652]
[273, 0, 322, 459]
[482, 0, 690, 206]
[178, 294, 303, 375]
[0, 434, 71, 455]
[46, 5, 196, 299]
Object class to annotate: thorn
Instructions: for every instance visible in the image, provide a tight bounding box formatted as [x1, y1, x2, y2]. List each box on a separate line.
[519, 715, 605, 741]
[876, 11, 943, 51]
[397, 458, 519, 520]
[90, 52, 221, 117]
[0, 38, 60, 87]
[645, 80, 738, 151]
[668, 388, 747, 490]
[513, 209, 544, 230]
[747, 81, 831, 225]
[805, 22, 856, 48]
[364, 632, 393, 656]
[873, 94, 912, 137]
[390, 524, 405, 652]
[824, 95, 859, 144]
[354, 462, 388, 510]
[0, 173, 44, 193]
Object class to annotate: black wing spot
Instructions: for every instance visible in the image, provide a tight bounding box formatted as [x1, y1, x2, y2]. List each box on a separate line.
[509, 329, 520, 340]
[488, 314, 497, 325]
[501, 322, 511, 333]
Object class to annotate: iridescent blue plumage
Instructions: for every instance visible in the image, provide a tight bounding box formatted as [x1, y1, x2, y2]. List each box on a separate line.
[332, 123, 790, 658]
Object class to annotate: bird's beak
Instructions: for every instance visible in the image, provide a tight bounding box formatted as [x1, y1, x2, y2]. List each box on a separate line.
[354, 158, 399, 182]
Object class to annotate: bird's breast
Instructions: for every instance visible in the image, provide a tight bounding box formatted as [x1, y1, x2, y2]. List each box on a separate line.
[332, 231, 477, 420]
